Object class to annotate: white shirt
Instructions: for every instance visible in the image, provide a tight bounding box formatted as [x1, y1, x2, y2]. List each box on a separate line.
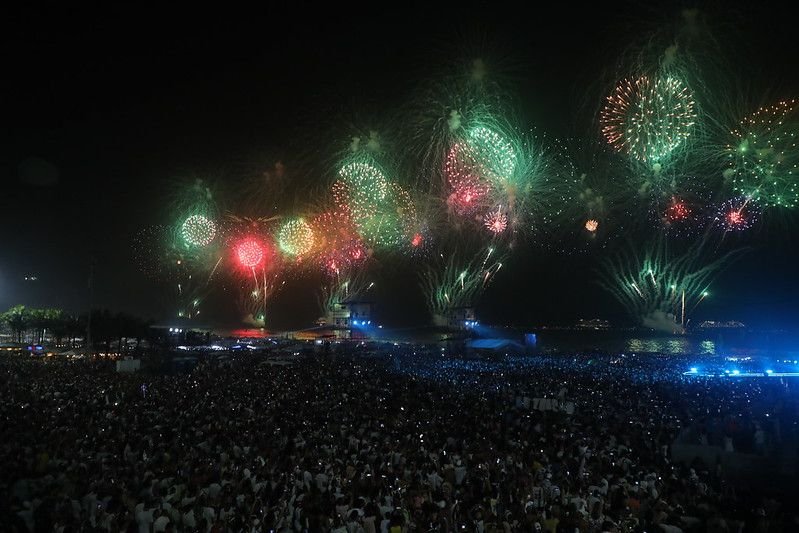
[203, 506, 216, 523]
[182, 509, 196, 528]
[427, 472, 443, 491]
[207, 483, 222, 498]
[454, 466, 467, 485]
[135, 508, 154, 533]
[153, 515, 170, 532]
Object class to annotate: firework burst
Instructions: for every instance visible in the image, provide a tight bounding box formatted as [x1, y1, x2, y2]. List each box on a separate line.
[598, 238, 743, 332]
[484, 206, 508, 234]
[309, 211, 369, 276]
[278, 218, 315, 257]
[713, 196, 760, 233]
[317, 270, 375, 323]
[443, 120, 542, 239]
[337, 158, 390, 220]
[726, 100, 799, 208]
[655, 191, 710, 237]
[226, 233, 286, 326]
[419, 248, 505, 325]
[445, 140, 493, 215]
[180, 214, 217, 247]
[235, 238, 266, 268]
[601, 75, 696, 165]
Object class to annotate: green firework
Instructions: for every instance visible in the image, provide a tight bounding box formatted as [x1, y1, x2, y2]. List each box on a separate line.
[601, 75, 697, 165]
[598, 239, 743, 329]
[318, 270, 374, 320]
[278, 218, 315, 256]
[333, 153, 419, 250]
[181, 214, 217, 247]
[337, 157, 389, 220]
[466, 125, 518, 185]
[726, 100, 799, 208]
[419, 248, 505, 321]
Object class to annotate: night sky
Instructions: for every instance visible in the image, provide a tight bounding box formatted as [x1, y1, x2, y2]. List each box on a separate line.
[4, 2, 799, 330]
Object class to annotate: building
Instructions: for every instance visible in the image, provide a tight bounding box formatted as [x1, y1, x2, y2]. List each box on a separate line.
[326, 301, 375, 339]
[697, 320, 746, 329]
[446, 306, 477, 330]
[575, 318, 611, 330]
[328, 301, 373, 328]
[149, 318, 213, 346]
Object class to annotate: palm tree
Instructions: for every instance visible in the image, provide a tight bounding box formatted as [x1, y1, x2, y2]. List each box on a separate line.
[67, 315, 85, 348]
[3, 305, 30, 343]
[132, 316, 151, 354]
[90, 309, 115, 356]
[49, 310, 70, 346]
[115, 312, 132, 355]
[41, 308, 63, 344]
[27, 308, 47, 344]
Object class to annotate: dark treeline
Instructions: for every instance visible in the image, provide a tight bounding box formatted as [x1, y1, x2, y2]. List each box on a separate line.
[1, 305, 151, 354]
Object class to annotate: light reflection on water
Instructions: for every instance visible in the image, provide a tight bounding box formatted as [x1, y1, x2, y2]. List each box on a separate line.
[626, 338, 692, 354]
[700, 340, 716, 355]
[667, 339, 689, 354]
[221, 328, 272, 338]
[530, 330, 795, 356]
[208, 325, 795, 358]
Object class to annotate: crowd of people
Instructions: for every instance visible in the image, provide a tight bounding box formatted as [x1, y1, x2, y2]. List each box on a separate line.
[2, 344, 797, 532]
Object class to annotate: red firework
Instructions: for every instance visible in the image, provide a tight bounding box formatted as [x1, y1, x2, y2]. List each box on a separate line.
[726, 211, 743, 226]
[714, 196, 759, 232]
[235, 238, 265, 268]
[310, 211, 368, 275]
[445, 142, 491, 215]
[664, 198, 691, 222]
[484, 207, 508, 234]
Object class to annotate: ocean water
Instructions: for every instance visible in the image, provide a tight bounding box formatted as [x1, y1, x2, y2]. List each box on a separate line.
[215, 324, 799, 358]
[490, 328, 799, 358]
[369, 326, 799, 359]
